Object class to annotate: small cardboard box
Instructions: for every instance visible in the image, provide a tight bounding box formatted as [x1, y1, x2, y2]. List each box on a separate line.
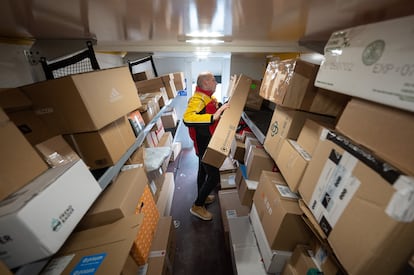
[235, 165, 258, 207]
[0, 160, 101, 269]
[0, 117, 48, 201]
[172, 72, 185, 91]
[35, 135, 80, 168]
[315, 15, 414, 112]
[245, 146, 276, 181]
[21, 66, 141, 134]
[203, 75, 252, 168]
[298, 130, 414, 274]
[64, 116, 136, 169]
[41, 214, 144, 275]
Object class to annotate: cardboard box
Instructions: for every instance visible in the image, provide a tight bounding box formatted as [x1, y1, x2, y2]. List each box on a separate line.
[0, 117, 49, 201]
[296, 118, 334, 157]
[172, 72, 185, 91]
[64, 116, 136, 169]
[245, 79, 263, 110]
[170, 141, 182, 162]
[298, 130, 414, 274]
[0, 88, 31, 112]
[230, 138, 245, 163]
[203, 75, 252, 168]
[218, 189, 250, 232]
[235, 165, 258, 207]
[131, 184, 160, 265]
[35, 135, 80, 167]
[336, 97, 414, 176]
[220, 156, 238, 174]
[41, 214, 144, 275]
[147, 216, 176, 275]
[161, 107, 178, 129]
[276, 139, 311, 192]
[260, 58, 349, 117]
[220, 172, 237, 190]
[160, 74, 178, 99]
[288, 245, 319, 275]
[156, 173, 175, 216]
[250, 203, 293, 273]
[128, 109, 146, 137]
[263, 105, 335, 163]
[132, 70, 152, 81]
[21, 66, 141, 133]
[0, 160, 101, 269]
[243, 136, 261, 164]
[245, 146, 276, 181]
[315, 15, 414, 112]
[253, 171, 311, 251]
[76, 166, 149, 231]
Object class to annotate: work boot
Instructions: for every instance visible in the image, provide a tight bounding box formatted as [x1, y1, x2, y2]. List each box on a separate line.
[190, 205, 213, 221]
[205, 194, 216, 204]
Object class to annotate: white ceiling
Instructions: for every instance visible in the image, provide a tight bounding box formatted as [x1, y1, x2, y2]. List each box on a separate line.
[0, 0, 413, 56]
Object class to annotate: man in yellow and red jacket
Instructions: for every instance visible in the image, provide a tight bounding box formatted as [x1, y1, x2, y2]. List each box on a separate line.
[183, 72, 229, 221]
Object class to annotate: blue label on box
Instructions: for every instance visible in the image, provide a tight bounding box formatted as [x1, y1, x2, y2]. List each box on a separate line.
[70, 253, 107, 275]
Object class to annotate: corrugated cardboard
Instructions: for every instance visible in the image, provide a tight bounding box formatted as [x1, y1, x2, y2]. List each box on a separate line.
[172, 72, 185, 91]
[218, 189, 250, 232]
[147, 216, 176, 275]
[0, 88, 31, 112]
[245, 79, 263, 110]
[41, 214, 144, 275]
[0, 118, 48, 201]
[276, 139, 311, 192]
[21, 66, 141, 134]
[64, 116, 136, 169]
[336, 97, 414, 176]
[35, 135, 80, 168]
[315, 15, 414, 112]
[203, 75, 252, 168]
[220, 172, 237, 190]
[245, 146, 276, 181]
[235, 165, 258, 207]
[253, 171, 311, 251]
[76, 166, 148, 231]
[156, 172, 175, 216]
[0, 160, 101, 269]
[264, 106, 335, 163]
[298, 130, 414, 274]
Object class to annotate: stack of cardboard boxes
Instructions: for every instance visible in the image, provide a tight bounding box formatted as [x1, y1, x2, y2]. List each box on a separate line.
[217, 16, 414, 275]
[0, 66, 182, 273]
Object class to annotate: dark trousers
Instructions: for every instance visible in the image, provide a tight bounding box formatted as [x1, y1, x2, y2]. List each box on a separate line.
[194, 156, 220, 206]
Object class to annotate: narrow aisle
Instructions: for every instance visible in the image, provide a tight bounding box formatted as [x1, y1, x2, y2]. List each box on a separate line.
[169, 148, 234, 275]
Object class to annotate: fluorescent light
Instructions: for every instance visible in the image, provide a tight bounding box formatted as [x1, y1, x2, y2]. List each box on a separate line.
[186, 31, 224, 38]
[186, 38, 225, 44]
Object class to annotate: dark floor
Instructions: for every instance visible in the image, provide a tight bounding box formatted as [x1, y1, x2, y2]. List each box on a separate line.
[168, 147, 234, 275]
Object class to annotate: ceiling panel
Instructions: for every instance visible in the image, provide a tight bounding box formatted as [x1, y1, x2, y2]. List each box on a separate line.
[0, 0, 413, 54]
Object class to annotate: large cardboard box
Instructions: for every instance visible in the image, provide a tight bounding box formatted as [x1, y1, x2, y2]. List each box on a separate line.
[64, 116, 136, 169]
[253, 171, 311, 251]
[0, 112, 48, 201]
[336, 97, 414, 176]
[41, 214, 144, 275]
[0, 88, 31, 112]
[21, 66, 141, 133]
[315, 15, 414, 112]
[250, 203, 293, 273]
[263, 105, 335, 164]
[0, 160, 101, 269]
[203, 75, 252, 168]
[298, 130, 414, 274]
[76, 166, 149, 231]
[147, 216, 176, 275]
[218, 189, 251, 232]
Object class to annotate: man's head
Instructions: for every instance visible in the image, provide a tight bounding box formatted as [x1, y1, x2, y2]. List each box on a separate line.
[197, 72, 217, 93]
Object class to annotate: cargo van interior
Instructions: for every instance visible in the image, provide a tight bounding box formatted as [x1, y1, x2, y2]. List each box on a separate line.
[1, 1, 414, 275]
